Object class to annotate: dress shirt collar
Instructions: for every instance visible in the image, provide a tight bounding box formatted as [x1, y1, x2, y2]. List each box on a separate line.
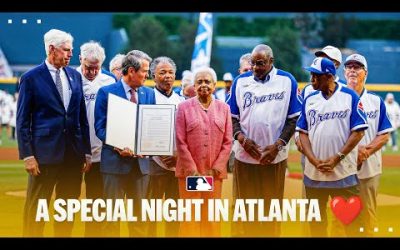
[121, 78, 137, 94]
[45, 59, 63, 73]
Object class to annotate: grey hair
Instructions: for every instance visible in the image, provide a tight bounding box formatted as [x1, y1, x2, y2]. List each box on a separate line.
[252, 44, 274, 58]
[181, 71, 193, 88]
[109, 54, 125, 72]
[44, 29, 73, 56]
[193, 67, 217, 83]
[239, 53, 251, 68]
[80, 41, 106, 64]
[149, 56, 177, 79]
[121, 50, 152, 75]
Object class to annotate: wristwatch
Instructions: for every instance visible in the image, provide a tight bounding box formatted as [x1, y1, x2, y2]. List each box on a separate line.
[337, 152, 346, 161]
[276, 144, 284, 151]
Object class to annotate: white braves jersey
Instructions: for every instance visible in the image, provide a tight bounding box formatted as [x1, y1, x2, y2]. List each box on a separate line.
[358, 89, 393, 179]
[78, 67, 116, 162]
[152, 88, 184, 171]
[229, 67, 302, 164]
[296, 84, 368, 181]
[295, 81, 347, 140]
[385, 100, 400, 129]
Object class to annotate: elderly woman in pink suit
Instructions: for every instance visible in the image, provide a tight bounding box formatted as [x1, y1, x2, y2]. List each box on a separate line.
[175, 67, 233, 237]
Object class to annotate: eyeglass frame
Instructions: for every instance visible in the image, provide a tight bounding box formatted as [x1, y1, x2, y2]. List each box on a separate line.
[344, 63, 365, 71]
[250, 58, 272, 67]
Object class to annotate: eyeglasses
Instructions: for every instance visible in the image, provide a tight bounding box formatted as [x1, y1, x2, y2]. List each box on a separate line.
[250, 60, 269, 67]
[345, 64, 364, 71]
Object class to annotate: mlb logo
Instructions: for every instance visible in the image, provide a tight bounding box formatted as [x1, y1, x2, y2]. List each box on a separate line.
[186, 176, 213, 191]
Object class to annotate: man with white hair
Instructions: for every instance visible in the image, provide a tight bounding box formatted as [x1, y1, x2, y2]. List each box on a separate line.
[238, 53, 252, 74]
[178, 70, 196, 99]
[384, 92, 400, 151]
[77, 41, 116, 237]
[17, 29, 91, 237]
[344, 53, 392, 236]
[109, 53, 125, 80]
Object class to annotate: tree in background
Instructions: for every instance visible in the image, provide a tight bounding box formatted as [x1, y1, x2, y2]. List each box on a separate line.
[127, 16, 172, 58]
[320, 14, 355, 48]
[267, 25, 308, 82]
[169, 21, 197, 77]
[294, 13, 323, 48]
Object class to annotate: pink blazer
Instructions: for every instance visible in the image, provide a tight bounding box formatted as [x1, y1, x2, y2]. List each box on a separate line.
[175, 97, 233, 179]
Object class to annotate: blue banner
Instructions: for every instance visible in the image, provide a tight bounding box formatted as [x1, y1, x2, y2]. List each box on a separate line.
[191, 13, 213, 72]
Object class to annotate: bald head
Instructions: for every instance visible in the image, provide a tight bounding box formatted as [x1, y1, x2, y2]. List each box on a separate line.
[251, 44, 274, 58]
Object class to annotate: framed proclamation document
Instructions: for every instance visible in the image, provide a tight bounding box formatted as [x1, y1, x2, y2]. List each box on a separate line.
[136, 104, 176, 155]
[105, 93, 175, 156]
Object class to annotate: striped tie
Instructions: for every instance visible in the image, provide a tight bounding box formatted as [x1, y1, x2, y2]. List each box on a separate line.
[129, 89, 137, 103]
[55, 69, 64, 102]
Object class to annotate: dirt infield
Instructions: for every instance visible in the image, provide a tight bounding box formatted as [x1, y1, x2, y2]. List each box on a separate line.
[1, 147, 400, 168]
[0, 147, 19, 161]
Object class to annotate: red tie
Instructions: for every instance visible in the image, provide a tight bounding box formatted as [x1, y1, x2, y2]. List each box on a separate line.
[129, 89, 137, 103]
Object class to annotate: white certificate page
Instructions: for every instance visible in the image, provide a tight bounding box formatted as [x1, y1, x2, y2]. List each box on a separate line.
[105, 93, 137, 152]
[136, 104, 175, 155]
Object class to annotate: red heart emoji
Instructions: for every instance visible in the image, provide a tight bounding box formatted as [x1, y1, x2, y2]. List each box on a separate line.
[330, 196, 363, 225]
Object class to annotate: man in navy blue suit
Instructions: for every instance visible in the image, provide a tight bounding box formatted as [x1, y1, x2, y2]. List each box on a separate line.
[95, 50, 155, 237]
[17, 29, 91, 237]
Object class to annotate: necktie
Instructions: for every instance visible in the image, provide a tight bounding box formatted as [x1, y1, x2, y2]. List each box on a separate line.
[129, 89, 137, 104]
[55, 69, 64, 102]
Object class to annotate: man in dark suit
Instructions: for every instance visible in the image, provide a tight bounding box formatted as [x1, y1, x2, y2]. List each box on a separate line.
[17, 29, 91, 237]
[94, 50, 155, 237]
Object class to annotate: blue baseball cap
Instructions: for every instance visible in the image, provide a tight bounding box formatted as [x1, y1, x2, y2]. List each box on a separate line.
[304, 57, 336, 75]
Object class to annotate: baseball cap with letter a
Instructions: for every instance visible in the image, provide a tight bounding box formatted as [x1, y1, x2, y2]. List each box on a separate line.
[304, 57, 336, 75]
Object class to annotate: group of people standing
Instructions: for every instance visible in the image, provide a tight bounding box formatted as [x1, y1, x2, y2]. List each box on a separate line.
[16, 28, 392, 238]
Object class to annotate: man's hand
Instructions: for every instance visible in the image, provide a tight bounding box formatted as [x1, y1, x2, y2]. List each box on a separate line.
[160, 156, 177, 169]
[357, 145, 369, 168]
[238, 133, 262, 160]
[82, 156, 92, 173]
[25, 157, 40, 176]
[114, 147, 134, 157]
[317, 155, 341, 173]
[259, 144, 279, 165]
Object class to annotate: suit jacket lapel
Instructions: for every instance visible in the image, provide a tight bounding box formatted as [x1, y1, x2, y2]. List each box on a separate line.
[39, 62, 65, 109]
[115, 81, 129, 100]
[65, 68, 75, 114]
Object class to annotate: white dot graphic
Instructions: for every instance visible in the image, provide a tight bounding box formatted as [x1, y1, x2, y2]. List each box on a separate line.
[359, 227, 364, 232]
[22, 19, 27, 24]
[388, 227, 393, 233]
[374, 227, 379, 233]
[8, 19, 12, 24]
[37, 19, 42, 24]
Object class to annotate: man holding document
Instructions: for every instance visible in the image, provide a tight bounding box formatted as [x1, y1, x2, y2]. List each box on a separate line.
[94, 50, 155, 237]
